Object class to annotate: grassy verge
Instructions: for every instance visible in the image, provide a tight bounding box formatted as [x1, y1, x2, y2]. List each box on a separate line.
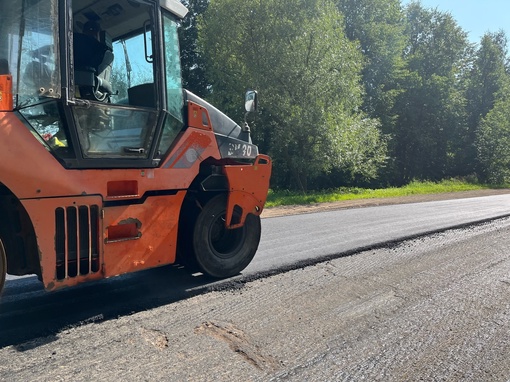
[265, 180, 496, 208]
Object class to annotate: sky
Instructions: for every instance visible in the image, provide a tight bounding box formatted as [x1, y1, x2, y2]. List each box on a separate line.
[401, 0, 510, 44]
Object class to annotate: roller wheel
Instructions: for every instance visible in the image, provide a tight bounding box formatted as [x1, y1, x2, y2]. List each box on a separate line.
[191, 194, 261, 278]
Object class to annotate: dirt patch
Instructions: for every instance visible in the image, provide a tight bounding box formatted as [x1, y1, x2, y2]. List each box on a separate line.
[139, 327, 169, 350]
[261, 189, 510, 218]
[195, 321, 280, 372]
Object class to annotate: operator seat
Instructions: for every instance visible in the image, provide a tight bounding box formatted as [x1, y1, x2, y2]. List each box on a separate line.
[0, 58, 8, 75]
[74, 31, 114, 101]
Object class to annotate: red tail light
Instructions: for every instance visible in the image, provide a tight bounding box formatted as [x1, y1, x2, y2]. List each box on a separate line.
[0, 75, 13, 111]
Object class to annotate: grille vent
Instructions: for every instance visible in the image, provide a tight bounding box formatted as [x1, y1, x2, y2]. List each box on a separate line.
[55, 205, 100, 280]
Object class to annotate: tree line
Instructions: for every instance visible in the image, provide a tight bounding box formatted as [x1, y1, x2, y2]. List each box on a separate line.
[178, 0, 510, 191]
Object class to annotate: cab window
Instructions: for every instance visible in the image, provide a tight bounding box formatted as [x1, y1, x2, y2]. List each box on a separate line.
[71, 0, 159, 160]
[0, 0, 60, 108]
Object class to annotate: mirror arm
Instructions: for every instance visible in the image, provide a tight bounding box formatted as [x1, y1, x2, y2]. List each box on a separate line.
[241, 90, 257, 143]
[243, 111, 251, 132]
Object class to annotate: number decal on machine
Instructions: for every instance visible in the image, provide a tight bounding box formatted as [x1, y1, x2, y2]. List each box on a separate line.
[228, 142, 254, 157]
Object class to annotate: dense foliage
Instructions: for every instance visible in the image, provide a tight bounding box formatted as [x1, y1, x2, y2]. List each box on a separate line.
[178, 0, 510, 191]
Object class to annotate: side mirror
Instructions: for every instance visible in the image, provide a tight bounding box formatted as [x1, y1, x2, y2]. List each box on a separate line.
[245, 90, 257, 113]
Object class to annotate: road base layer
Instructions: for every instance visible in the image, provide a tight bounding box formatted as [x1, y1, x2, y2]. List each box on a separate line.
[1, 217, 510, 381]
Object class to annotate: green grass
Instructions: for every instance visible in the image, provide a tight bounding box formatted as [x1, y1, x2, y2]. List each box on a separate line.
[265, 180, 496, 208]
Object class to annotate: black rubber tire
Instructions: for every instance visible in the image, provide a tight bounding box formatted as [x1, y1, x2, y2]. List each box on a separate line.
[176, 197, 201, 272]
[0, 239, 6, 296]
[192, 194, 261, 278]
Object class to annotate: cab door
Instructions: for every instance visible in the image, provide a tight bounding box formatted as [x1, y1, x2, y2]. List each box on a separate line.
[66, 0, 168, 169]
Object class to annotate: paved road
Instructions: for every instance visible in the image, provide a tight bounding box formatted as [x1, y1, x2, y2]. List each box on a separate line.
[1, 194, 510, 363]
[249, 194, 510, 274]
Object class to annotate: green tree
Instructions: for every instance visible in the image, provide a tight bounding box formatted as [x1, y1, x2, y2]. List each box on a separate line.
[179, 0, 209, 98]
[392, 2, 469, 183]
[463, 31, 509, 175]
[476, 89, 510, 184]
[199, 0, 387, 191]
[336, 0, 406, 129]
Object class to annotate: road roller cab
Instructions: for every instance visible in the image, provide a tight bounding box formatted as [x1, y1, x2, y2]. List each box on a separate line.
[0, 0, 271, 295]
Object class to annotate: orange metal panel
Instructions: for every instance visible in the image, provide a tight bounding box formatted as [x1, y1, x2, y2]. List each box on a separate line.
[0, 115, 220, 200]
[223, 155, 272, 228]
[0, 110, 265, 291]
[22, 196, 104, 291]
[21, 193, 185, 291]
[187, 101, 212, 131]
[102, 192, 185, 278]
[162, 128, 220, 172]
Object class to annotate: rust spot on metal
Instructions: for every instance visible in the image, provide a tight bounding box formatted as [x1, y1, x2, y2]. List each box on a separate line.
[118, 218, 142, 229]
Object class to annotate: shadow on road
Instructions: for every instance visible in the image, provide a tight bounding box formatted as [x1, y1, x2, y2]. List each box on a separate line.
[0, 265, 235, 350]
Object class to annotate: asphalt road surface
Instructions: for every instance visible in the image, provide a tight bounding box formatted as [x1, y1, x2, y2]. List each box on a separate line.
[1, 194, 510, 381]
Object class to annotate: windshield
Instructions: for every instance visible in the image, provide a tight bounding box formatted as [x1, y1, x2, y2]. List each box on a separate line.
[162, 13, 184, 122]
[0, 0, 60, 108]
[156, 12, 185, 156]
